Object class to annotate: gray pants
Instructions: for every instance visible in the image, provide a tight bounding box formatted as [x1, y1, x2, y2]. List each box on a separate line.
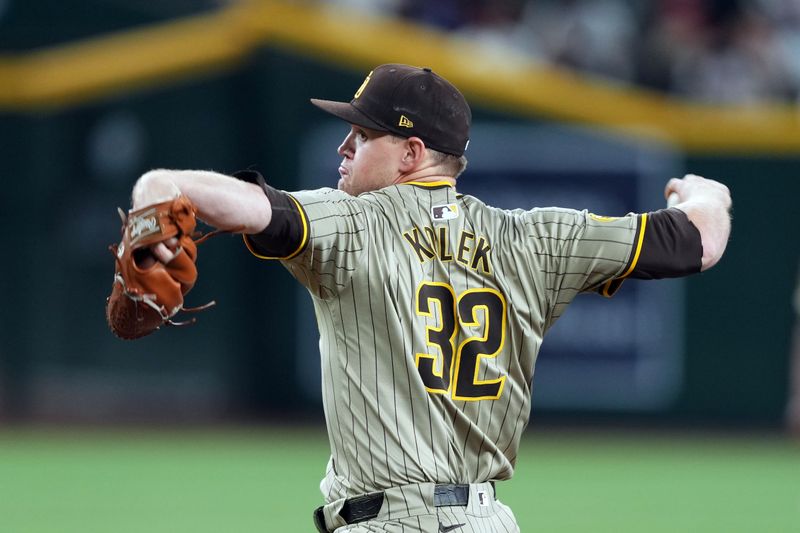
[318, 482, 520, 532]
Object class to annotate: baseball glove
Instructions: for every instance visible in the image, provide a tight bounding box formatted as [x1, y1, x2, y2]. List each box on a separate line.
[106, 195, 214, 340]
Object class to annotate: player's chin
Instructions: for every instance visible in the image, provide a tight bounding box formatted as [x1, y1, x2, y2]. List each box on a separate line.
[337, 177, 356, 196]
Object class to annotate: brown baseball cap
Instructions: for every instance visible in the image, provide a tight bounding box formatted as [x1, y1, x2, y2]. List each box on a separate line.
[311, 64, 471, 156]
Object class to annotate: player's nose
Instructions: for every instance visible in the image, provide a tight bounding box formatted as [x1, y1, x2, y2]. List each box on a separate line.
[337, 132, 354, 158]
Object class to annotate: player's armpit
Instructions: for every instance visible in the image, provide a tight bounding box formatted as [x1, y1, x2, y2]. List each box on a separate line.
[235, 170, 309, 260]
[629, 207, 702, 279]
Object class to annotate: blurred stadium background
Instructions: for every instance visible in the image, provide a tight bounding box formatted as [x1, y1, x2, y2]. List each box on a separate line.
[0, 0, 798, 531]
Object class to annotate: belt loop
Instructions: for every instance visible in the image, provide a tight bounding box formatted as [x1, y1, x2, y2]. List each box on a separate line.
[313, 505, 330, 533]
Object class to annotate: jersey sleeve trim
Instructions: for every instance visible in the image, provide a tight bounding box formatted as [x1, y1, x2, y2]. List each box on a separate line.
[600, 213, 647, 297]
[243, 194, 309, 261]
[619, 212, 647, 279]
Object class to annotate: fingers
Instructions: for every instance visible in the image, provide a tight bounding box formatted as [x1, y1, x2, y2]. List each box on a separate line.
[667, 192, 681, 207]
[665, 174, 710, 199]
[664, 174, 731, 208]
[151, 238, 179, 264]
[664, 176, 685, 202]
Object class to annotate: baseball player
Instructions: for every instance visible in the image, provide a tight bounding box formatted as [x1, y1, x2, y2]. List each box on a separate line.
[130, 64, 732, 532]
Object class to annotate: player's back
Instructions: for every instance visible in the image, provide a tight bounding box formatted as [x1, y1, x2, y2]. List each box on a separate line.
[286, 180, 637, 502]
[290, 182, 542, 502]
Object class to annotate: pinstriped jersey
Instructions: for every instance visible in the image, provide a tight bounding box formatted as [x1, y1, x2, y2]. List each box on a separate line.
[262, 181, 640, 503]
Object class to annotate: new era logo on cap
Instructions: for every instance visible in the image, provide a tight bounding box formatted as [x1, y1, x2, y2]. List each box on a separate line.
[310, 64, 472, 156]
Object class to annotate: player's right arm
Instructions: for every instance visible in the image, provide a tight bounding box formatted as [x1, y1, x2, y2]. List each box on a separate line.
[133, 169, 272, 234]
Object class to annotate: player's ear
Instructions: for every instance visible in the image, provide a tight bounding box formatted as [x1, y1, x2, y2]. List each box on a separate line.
[399, 137, 426, 171]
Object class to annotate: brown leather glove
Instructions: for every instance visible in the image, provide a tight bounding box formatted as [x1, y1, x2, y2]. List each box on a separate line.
[106, 196, 212, 339]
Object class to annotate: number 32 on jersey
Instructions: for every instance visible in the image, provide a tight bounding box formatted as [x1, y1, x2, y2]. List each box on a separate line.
[415, 282, 507, 401]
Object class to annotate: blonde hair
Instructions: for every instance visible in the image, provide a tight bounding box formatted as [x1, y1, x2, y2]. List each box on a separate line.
[389, 134, 468, 178]
[428, 148, 468, 179]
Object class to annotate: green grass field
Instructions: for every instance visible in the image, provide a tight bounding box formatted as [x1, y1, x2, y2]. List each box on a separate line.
[0, 427, 797, 532]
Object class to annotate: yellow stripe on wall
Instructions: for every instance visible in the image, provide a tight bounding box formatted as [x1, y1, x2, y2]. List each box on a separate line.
[0, 8, 254, 109]
[1, 0, 799, 154]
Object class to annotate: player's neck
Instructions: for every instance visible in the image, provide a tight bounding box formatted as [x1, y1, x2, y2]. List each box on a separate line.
[393, 172, 456, 188]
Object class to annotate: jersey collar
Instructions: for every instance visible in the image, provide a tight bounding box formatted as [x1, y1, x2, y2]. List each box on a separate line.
[400, 180, 455, 189]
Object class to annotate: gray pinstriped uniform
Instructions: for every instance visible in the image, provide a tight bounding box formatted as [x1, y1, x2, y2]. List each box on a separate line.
[260, 181, 639, 531]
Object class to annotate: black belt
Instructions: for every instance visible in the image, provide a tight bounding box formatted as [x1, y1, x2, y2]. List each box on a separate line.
[313, 482, 495, 533]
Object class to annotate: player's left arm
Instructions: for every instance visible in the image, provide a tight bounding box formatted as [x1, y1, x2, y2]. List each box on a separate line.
[663, 173, 732, 271]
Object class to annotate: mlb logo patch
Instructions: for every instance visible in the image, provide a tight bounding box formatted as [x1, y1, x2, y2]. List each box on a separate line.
[432, 203, 458, 220]
[477, 490, 489, 506]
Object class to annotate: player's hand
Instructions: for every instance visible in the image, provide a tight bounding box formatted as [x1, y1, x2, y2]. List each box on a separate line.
[129, 173, 184, 266]
[664, 174, 731, 209]
[106, 195, 205, 339]
[664, 173, 732, 271]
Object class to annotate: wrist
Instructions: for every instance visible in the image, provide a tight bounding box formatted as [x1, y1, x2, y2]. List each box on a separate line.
[133, 170, 181, 209]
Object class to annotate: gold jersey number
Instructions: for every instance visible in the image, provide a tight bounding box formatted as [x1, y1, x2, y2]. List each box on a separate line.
[415, 282, 507, 401]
